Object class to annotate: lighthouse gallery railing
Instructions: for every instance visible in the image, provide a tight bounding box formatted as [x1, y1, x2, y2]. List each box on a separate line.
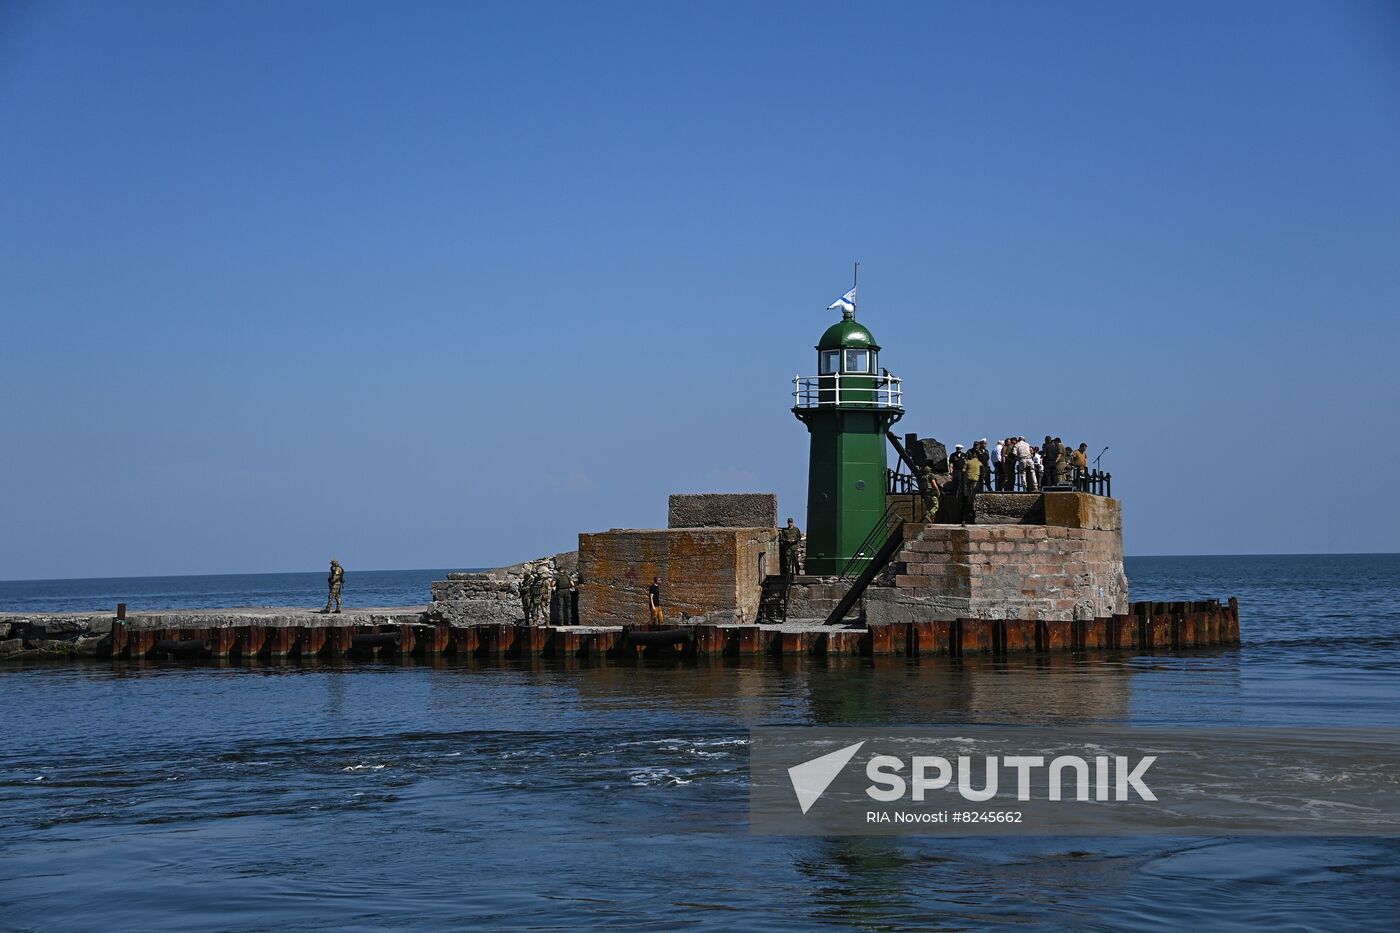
[792, 372, 904, 409]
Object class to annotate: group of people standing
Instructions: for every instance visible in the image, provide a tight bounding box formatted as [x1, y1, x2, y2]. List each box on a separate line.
[520, 564, 580, 625]
[911, 436, 1094, 524]
[986, 436, 1091, 492]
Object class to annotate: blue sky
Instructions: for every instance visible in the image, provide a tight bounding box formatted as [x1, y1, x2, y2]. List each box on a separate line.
[2, 0, 1398, 579]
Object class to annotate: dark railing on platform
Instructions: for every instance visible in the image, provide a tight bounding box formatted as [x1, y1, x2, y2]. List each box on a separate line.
[839, 503, 906, 582]
[887, 469, 916, 495]
[757, 576, 792, 625]
[827, 511, 908, 626]
[1084, 469, 1112, 497]
[892, 466, 1113, 497]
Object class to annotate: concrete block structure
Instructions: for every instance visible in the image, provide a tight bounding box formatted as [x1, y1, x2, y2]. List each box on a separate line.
[668, 493, 777, 530]
[578, 526, 778, 626]
[427, 551, 577, 625]
[866, 492, 1128, 624]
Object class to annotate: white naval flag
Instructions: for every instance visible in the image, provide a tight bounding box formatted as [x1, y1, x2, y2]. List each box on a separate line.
[827, 287, 857, 312]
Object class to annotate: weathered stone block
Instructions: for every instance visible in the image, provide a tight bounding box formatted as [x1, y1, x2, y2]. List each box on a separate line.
[974, 493, 1045, 525]
[874, 520, 1128, 623]
[71, 635, 108, 658]
[785, 578, 864, 622]
[668, 493, 777, 529]
[578, 526, 777, 626]
[1042, 493, 1121, 531]
[429, 551, 577, 626]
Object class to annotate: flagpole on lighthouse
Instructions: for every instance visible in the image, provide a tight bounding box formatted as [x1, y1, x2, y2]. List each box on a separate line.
[852, 261, 860, 316]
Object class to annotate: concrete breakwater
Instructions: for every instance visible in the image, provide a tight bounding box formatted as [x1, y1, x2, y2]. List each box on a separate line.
[0, 599, 1238, 662]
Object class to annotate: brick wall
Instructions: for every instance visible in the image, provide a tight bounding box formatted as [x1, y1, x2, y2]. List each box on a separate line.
[578, 527, 778, 626]
[866, 521, 1128, 624]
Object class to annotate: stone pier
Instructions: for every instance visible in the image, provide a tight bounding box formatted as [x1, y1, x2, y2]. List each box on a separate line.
[868, 492, 1128, 624]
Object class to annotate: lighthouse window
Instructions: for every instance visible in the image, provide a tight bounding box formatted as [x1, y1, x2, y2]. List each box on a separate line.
[845, 349, 870, 373]
[820, 350, 841, 374]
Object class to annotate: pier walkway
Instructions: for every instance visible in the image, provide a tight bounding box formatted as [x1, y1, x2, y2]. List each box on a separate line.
[1, 599, 1238, 662]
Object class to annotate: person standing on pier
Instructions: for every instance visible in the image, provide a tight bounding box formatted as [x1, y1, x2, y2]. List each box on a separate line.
[917, 462, 940, 523]
[648, 576, 664, 625]
[553, 567, 572, 624]
[323, 559, 344, 614]
[1073, 442, 1090, 490]
[1002, 437, 1019, 491]
[531, 570, 551, 625]
[519, 569, 535, 622]
[1043, 436, 1061, 488]
[963, 453, 981, 523]
[975, 440, 992, 492]
[779, 518, 802, 578]
[1014, 436, 1036, 491]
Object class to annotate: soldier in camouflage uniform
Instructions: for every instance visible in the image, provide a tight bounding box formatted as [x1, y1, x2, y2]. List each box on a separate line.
[519, 569, 535, 623]
[917, 463, 940, 523]
[323, 559, 344, 613]
[553, 567, 572, 624]
[779, 518, 802, 579]
[530, 568, 552, 625]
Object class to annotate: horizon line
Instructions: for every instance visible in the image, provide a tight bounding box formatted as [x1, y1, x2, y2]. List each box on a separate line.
[1, 551, 1397, 586]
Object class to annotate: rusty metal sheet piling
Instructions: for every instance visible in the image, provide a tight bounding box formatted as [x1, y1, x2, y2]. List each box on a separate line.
[1005, 619, 1037, 652]
[1038, 620, 1072, 652]
[725, 627, 762, 657]
[825, 630, 865, 656]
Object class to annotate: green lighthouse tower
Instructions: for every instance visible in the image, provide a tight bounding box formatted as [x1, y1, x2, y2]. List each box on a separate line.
[792, 297, 904, 576]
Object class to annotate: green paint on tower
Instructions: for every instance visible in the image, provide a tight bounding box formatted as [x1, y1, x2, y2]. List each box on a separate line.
[793, 307, 903, 576]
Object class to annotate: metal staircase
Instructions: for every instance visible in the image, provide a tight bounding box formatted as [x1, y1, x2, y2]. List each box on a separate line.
[824, 506, 907, 626]
[757, 576, 792, 624]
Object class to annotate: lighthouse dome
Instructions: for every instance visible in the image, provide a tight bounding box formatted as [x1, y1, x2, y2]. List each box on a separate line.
[817, 315, 880, 352]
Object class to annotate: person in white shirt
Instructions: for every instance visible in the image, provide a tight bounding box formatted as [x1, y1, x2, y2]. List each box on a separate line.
[990, 438, 1002, 491]
[1014, 437, 1036, 491]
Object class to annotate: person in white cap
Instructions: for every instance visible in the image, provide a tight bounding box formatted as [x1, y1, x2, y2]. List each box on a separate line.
[950, 444, 967, 495]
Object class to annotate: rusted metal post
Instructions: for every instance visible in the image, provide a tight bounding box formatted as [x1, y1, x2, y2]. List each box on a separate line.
[110, 621, 129, 659]
[302, 626, 328, 658]
[475, 624, 504, 657]
[448, 626, 477, 656]
[266, 626, 297, 659]
[725, 627, 762, 657]
[1005, 619, 1036, 652]
[421, 624, 449, 655]
[211, 628, 239, 659]
[324, 626, 353, 656]
[907, 621, 933, 656]
[866, 625, 895, 656]
[825, 629, 865, 656]
[690, 624, 722, 657]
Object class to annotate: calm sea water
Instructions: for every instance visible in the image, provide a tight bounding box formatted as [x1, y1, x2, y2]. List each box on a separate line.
[2, 555, 1398, 931]
[0, 568, 455, 613]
